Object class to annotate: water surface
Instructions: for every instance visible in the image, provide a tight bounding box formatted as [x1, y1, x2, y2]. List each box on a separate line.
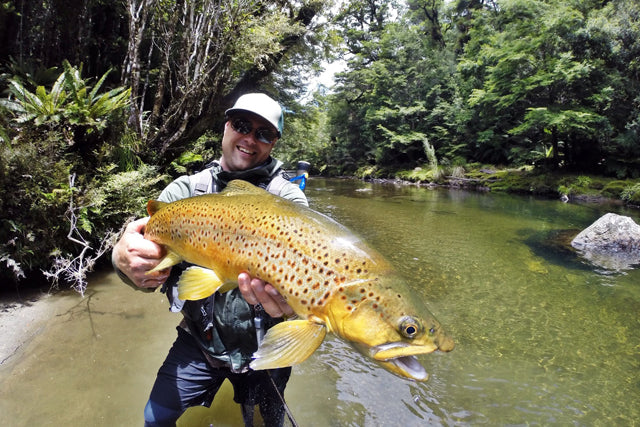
[1, 178, 638, 426]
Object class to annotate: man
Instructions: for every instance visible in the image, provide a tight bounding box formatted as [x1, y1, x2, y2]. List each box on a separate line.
[112, 93, 307, 427]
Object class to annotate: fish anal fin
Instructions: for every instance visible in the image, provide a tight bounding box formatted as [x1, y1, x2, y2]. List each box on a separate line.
[177, 266, 232, 300]
[250, 320, 326, 370]
[147, 250, 183, 274]
[147, 200, 168, 216]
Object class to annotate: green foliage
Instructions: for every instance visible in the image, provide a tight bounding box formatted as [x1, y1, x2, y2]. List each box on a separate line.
[423, 140, 438, 170]
[80, 164, 168, 231]
[557, 175, 597, 197]
[271, 93, 331, 173]
[1, 72, 68, 124]
[60, 61, 130, 127]
[396, 164, 448, 183]
[354, 165, 380, 179]
[601, 180, 629, 199]
[1, 61, 130, 130]
[0, 131, 77, 282]
[170, 151, 204, 175]
[621, 183, 640, 205]
[0, 60, 150, 289]
[324, 0, 639, 178]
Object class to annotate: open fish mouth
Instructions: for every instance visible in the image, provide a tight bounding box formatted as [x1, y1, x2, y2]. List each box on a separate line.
[371, 342, 438, 361]
[365, 342, 437, 382]
[386, 356, 429, 381]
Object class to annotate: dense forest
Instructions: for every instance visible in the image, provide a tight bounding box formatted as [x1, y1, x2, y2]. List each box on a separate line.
[0, 0, 639, 290]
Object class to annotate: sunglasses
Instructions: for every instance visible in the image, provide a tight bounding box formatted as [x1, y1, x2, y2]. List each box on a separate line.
[230, 117, 279, 144]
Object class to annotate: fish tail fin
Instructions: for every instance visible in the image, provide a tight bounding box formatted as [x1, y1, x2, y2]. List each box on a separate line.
[177, 266, 230, 300]
[147, 200, 168, 216]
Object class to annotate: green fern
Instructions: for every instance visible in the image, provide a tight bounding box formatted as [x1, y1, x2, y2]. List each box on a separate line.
[0, 60, 130, 128]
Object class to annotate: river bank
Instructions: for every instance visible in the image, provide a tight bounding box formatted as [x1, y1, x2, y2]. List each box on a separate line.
[357, 165, 640, 209]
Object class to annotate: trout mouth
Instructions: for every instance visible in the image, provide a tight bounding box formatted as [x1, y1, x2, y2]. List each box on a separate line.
[386, 356, 429, 381]
[371, 342, 438, 361]
[364, 342, 438, 382]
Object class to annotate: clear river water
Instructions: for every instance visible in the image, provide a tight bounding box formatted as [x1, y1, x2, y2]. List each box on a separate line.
[1, 178, 638, 426]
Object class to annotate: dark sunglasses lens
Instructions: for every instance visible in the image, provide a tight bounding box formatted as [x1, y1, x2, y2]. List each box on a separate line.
[255, 129, 277, 144]
[231, 118, 252, 134]
[231, 117, 277, 144]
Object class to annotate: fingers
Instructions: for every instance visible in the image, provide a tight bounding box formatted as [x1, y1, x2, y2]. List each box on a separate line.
[139, 274, 169, 289]
[263, 283, 295, 318]
[238, 272, 295, 318]
[238, 272, 258, 305]
[128, 216, 149, 233]
[113, 217, 169, 289]
[125, 217, 165, 260]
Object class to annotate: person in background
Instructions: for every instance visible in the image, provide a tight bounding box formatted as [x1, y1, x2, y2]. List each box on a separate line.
[112, 93, 307, 427]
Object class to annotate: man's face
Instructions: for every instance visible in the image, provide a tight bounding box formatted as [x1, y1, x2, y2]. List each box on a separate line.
[220, 113, 278, 171]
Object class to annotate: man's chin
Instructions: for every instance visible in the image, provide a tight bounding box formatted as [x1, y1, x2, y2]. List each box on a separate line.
[226, 156, 255, 171]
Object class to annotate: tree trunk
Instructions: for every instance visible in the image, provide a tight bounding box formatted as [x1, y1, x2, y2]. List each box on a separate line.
[122, 0, 153, 135]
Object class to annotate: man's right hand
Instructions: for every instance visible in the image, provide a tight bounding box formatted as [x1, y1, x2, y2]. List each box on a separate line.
[112, 217, 170, 289]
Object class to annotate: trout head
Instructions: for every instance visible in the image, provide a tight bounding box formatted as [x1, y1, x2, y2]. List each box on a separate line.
[326, 278, 454, 382]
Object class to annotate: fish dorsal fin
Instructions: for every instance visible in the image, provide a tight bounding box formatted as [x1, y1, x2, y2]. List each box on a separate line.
[222, 180, 267, 196]
[250, 320, 327, 370]
[147, 200, 168, 216]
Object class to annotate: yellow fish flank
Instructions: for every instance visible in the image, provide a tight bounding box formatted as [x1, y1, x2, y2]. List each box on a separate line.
[144, 180, 454, 381]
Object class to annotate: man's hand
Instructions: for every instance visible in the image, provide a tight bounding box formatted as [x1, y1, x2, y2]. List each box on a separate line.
[238, 272, 295, 318]
[112, 217, 170, 289]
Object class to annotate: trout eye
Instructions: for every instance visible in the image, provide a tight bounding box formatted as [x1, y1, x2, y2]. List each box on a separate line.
[399, 317, 420, 339]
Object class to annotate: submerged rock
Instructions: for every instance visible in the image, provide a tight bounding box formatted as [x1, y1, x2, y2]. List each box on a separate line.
[571, 213, 640, 270]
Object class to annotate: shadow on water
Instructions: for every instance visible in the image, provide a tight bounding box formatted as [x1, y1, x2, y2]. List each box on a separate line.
[517, 228, 593, 272]
[1, 178, 639, 426]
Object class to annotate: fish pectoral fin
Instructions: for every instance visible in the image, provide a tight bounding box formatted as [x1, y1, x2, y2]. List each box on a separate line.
[249, 320, 326, 370]
[147, 249, 183, 274]
[177, 266, 231, 300]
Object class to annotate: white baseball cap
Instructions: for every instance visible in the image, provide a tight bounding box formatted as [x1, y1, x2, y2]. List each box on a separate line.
[225, 93, 284, 136]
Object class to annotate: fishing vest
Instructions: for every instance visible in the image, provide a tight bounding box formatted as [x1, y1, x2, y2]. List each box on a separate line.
[163, 158, 296, 373]
[188, 160, 292, 197]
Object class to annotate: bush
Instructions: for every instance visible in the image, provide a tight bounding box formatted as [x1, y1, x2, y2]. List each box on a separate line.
[621, 183, 640, 205]
[0, 61, 160, 293]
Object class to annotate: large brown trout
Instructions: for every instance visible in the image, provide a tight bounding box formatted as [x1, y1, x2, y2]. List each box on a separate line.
[144, 180, 454, 381]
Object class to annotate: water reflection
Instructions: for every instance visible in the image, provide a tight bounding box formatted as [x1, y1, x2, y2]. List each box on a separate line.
[1, 178, 638, 426]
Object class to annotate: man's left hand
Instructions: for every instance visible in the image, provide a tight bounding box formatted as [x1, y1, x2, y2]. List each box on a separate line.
[238, 272, 295, 318]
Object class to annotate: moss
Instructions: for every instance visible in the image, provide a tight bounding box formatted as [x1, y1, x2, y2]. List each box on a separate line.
[392, 164, 640, 206]
[488, 171, 530, 192]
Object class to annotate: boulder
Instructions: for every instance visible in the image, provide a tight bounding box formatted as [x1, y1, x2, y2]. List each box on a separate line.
[571, 213, 640, 270]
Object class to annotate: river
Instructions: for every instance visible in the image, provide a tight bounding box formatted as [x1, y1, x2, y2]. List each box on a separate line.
[1, 178, 639, 426]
